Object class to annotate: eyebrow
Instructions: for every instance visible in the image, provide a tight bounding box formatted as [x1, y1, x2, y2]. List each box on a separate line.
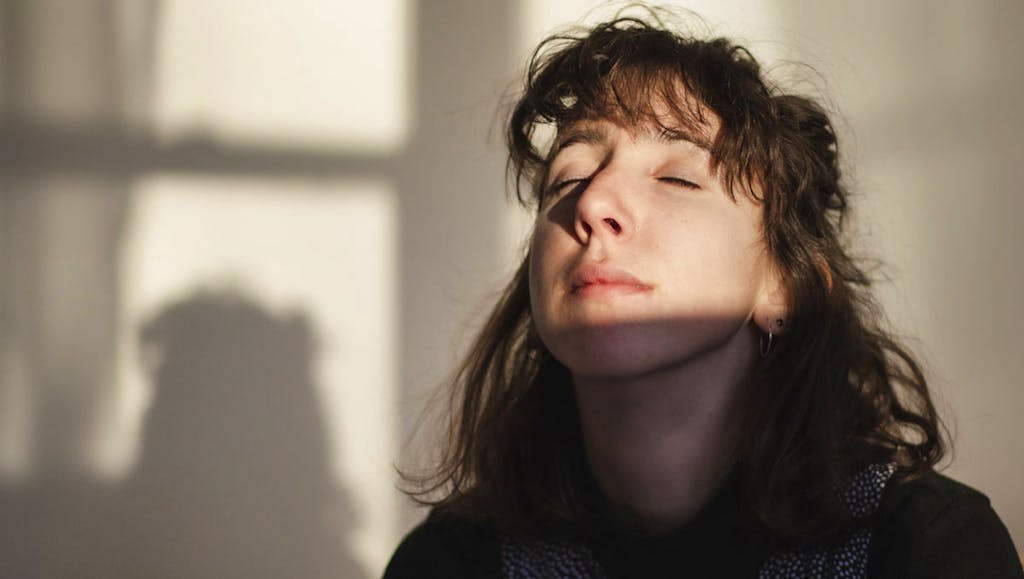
[654, 126, 712, 151]
[553, 123, 711, 153]
[554, 124, 609, 152]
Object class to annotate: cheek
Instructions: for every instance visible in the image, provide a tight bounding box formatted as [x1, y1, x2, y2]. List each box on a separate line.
[527, 251, 542, 312]
[528, 222, 561, 280]
[527, 230, 544, 280]
[661, 214, 765, 304]
[527, 223, 574, 350]
[527, 229, 552, 313]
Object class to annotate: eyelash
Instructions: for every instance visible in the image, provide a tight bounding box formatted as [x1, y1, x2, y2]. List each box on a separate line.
[658, 176, 701, 190]
[547, 176, 700, 195]
[549, 177, 589, 193]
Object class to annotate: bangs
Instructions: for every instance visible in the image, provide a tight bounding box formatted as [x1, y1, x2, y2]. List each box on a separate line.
[555, 62, 715, 145]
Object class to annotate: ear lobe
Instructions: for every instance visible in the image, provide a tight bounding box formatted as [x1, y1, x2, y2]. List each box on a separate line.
[754, 273, 790, 336]
[755, 312, 789, 336]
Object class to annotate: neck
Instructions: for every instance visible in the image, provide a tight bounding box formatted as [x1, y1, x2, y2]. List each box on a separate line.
[573, 325, 759, 534]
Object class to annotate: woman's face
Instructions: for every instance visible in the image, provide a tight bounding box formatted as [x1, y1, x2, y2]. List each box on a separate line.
[528, 115, 779, 379]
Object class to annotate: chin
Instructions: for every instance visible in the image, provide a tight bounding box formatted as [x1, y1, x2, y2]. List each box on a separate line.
[541, 318, 754, 381]
[544, 328, 689, 381]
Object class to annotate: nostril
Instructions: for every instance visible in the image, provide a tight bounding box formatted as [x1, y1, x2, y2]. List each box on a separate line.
[582, 221, 593, 235]
[604, 218, 621, 234]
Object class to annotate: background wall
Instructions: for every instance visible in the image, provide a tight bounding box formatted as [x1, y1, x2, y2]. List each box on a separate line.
[0, 1, 1020, 576]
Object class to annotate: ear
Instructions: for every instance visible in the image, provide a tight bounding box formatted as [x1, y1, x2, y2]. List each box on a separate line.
[753, 265, 790, 336]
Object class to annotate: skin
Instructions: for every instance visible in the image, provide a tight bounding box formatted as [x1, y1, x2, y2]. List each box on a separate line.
[528, 113, 788, 533]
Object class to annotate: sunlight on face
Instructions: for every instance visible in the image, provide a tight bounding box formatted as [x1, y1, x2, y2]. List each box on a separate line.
[528, 115, 776, 379]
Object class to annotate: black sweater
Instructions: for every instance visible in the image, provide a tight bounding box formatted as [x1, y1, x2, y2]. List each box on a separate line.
[384, 470, 1022, 578]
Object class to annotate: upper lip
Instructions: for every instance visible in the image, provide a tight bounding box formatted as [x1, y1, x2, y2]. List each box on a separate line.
[570, 263, 651, 291]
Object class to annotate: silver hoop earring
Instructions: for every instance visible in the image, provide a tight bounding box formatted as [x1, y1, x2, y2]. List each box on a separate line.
[759, 329, 773, 358]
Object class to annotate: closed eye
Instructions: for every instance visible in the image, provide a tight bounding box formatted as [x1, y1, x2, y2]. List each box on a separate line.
[658, 176, 701, 190]
[547, 177, 591, 196]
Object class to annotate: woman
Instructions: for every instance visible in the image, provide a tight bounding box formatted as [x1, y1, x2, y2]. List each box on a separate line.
[385, 11, 1022, 578]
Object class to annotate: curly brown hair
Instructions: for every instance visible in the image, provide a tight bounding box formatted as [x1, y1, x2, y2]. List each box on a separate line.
[403, 10, 945, 545]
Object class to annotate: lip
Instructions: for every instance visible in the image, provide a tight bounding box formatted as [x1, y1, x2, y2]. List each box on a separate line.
[570, 263, 652, 295]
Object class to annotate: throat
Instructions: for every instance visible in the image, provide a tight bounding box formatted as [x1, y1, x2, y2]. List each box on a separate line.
[585, 420, 739, 535]
[572, 357, 752, 534]
[571, 320, 759, 534]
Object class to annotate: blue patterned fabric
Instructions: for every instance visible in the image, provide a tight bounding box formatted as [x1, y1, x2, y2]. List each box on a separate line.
[499, 463, 897, 578]
[501, 536, 608, 579]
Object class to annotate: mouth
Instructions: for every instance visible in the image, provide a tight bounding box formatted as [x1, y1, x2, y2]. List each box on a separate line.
[570, 264, 652, 294]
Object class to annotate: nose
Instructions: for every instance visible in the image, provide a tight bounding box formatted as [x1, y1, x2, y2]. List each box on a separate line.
[574, 170, 635, 245]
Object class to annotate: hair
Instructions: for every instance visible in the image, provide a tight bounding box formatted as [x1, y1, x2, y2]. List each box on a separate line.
[402, 9, 945, 545]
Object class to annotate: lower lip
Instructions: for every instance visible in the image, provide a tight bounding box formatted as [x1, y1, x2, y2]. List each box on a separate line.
[572, 283, 651, 298]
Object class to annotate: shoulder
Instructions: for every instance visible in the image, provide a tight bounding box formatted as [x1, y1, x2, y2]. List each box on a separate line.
[869, 469, 1023, 578]
[383, 509, 502, 579]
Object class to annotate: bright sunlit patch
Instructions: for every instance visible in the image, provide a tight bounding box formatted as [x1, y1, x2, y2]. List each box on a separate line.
[111, 175, 397, 575]
[152, 0, 409, 152]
